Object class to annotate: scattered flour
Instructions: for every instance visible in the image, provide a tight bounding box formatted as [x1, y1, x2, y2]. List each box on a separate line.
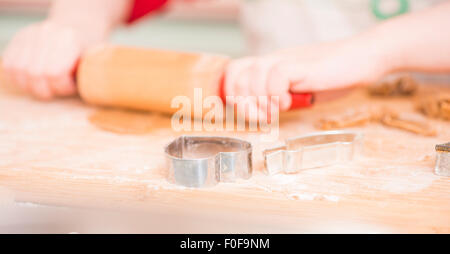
[69, 175, 153, 184]
[362, 166, 438, 193]
[147, 185, 161, 191]
[379, 174, 437, 193]
[146, 183, 191, 191]
[269, 174, 297, 185]
[14, 201, 48, 208]
[287, 193, 317, 201]
[287, 192, 340, 202]
[135, 166, 151, 174]
[323, 195, 341, 202]
[239, 174, 341, 203]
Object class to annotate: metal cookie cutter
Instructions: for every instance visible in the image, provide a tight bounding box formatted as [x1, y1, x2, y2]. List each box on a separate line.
[435, 142, 450, 177]
[165, 136, 252, 187]
[263, 130, 363, 175]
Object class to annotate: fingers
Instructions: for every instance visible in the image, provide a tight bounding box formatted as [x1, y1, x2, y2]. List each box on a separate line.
[248, 58, 276, 115]
[290, 78, 322, 92]
[224, 57, 253, 98]
[234, 96, 267, 123]
[266, 64, 293, 111]
[28, 77, 53, 99]
[26, 26, 53, 99]
[49, 75, 76, 96]
[1, 22, 80, 100]
[233, 69, 267, 122]
[6, 37, 33, 93]
[288, 60, 357, 93]
[225, 58, 264, 122]
[225, 56, 300, 121]
[248, 59, 273, 96]
[45, 29, 79, 96]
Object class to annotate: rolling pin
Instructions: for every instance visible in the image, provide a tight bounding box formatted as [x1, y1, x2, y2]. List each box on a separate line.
[78, 45, 313, 115]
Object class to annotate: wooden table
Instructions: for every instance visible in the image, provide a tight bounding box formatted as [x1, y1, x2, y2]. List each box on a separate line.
[0, 72, 449, 233]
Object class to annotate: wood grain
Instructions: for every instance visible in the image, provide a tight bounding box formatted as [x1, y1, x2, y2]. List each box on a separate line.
[0, 69, 449, 233]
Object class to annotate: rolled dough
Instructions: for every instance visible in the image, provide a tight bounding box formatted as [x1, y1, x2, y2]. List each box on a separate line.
[88, 108, 171, 134]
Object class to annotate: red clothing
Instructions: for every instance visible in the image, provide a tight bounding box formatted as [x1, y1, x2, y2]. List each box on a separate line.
[127, 0, 169, 23]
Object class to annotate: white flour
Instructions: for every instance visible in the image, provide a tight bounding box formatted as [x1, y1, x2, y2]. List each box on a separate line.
[287, 192, 341, 202]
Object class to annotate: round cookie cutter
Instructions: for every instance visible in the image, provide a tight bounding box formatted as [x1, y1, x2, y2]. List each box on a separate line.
[165, 136, 252, 188]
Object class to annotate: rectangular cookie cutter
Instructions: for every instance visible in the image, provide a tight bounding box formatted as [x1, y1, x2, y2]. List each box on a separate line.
[165, 136, 252, 188]
[435, 142, 450, 177]
[263, 130, 363, 175]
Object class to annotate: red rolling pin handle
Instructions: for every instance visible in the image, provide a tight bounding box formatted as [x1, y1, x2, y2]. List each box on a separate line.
[289, 92, 314, 110]
[219, 76, 314, 110]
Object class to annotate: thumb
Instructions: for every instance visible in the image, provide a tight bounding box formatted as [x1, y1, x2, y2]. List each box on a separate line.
[276, 62, 311, 92]
[290, 78, 316, 93]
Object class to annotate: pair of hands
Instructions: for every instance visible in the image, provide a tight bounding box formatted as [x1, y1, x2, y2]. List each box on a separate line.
[2, 21, 385, 116]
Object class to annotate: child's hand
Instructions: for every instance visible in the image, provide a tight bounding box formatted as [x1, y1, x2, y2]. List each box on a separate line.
[2, 21, 83, 100]
[225, 38, 389, 121]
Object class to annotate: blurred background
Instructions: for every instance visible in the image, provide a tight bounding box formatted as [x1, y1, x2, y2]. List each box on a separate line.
[0, 0, 448, 233]
[0, 0, 444, 57]
[0, 0, 246, 57]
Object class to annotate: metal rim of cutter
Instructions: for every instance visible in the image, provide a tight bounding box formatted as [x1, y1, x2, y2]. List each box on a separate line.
[165, 136, 252, 188]
[435, 142, 450, 177]
[263, 130, 363, 175]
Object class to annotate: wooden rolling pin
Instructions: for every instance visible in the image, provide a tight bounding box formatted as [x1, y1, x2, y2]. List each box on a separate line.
[78, 45, 313, 115]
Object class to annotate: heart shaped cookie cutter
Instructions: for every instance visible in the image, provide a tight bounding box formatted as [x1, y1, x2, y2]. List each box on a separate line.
[263, 130, 363, 175]
[165, 136, 252, 187]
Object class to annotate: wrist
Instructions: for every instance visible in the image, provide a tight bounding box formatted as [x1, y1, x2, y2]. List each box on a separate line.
[359, 23, 411, 75]
[349, 31, 398, 80]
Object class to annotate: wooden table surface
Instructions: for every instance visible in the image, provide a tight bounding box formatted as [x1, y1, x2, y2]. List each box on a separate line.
[0, 71, 449, 233]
